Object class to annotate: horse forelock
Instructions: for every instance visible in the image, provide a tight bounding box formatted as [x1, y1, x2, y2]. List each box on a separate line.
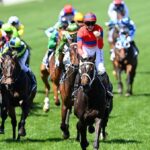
[1, 54, 21, 85]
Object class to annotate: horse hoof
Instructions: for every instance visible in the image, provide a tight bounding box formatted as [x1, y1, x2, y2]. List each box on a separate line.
[100, 132, 108, 141]
[62, 131, 70, 139]
[112, 70, 117, 76]
[43, 106, 49, 112]
[88, 125, 95, 133]
[125, 93, 131, 97]
[18, 128, 26, 136]
[118, 90, 123, 95]
[43, 97, 50, 112]
[0, 129, 4, 134]
[55, 100, 60, 106]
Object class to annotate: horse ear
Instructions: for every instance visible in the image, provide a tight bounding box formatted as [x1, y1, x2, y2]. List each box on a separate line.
[90, 53, 96, 62]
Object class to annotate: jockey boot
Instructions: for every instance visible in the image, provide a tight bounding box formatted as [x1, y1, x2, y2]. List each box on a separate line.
[46, 49, 53, 66]
[26, 70, 37, 91]
[130, 41, 139, 55]
[98, 72, 113, 98]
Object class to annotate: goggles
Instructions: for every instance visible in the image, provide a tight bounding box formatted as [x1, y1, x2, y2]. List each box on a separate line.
[85, 21, 96, 26]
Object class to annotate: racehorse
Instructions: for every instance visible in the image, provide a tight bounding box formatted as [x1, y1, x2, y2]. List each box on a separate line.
[113, 35, 138, 96]
[59, 42, 79, 139]
[74, 57, 107, 150]
[0, 53, 37, 140]
[40, 50, 63, 112]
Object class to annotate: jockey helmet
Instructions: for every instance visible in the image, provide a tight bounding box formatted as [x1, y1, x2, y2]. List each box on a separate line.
[9, 37, 22, 48]
[8, 16, 20, 26]
[113, 0, 123, 4]
[84, 12, 97, 23]
[60, 17, 68, 29]
[63, 4, 73, 14]
[2, 23, 13, 33]
[74, 12, 84, 22]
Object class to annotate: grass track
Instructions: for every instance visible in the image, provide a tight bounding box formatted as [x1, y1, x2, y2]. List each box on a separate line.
[0, 0, 150, 149]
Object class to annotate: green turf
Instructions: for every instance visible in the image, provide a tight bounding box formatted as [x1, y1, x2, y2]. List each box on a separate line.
[0, 0, 150, 149]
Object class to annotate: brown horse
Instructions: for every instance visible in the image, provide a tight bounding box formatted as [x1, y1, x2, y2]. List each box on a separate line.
[40, 50, 63, 112]
[59, 42, 79, 139]
[0, 53, 37, 140]
[74, 57, 107, 150]
[113, 35, 138, 96]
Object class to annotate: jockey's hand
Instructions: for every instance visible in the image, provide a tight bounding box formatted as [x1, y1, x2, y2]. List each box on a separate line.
[12, 50, 18, 57]
[93, 31, 101, 38]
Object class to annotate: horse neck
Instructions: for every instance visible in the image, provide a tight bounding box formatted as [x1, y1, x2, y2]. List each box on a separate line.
[70, 43, 79, 66]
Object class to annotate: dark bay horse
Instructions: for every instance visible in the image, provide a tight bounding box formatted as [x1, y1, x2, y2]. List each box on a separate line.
[113, 35, 138, 96]
[59, 42, 79, 139]
[0, 54, 37, 140]
[74, 57, 108, 150]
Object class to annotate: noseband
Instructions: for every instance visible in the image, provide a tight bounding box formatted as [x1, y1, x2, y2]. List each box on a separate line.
[80, 61, 96, 87]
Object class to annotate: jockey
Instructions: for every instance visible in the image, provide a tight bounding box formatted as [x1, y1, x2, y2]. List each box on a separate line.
[77, 12, 113, 97]
[0, 37, 36, 90]
[42, 17, 68, 68]
[110, 17, 138, 60]
[45, 4, 77, 38]
[0, 29, 9, 51]
[1, 23, 14, 41]
[55, 22, 78, 67]
[73, 12, 84, 28]
[58, 4, 77, 24]
[7, 16, 25, 38]
[108, 0, 129, 22]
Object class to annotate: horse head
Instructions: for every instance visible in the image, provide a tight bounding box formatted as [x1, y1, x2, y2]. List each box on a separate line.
[79, 56, 96, 90]
[1, 53, 20, 90]
[114, 35, 130, 61]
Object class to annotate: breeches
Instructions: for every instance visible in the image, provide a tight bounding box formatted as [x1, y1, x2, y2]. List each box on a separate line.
[18, 49, 29, 72]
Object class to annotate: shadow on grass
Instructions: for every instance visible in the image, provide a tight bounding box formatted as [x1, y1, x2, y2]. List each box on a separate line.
[132, 93, 150, 97]
[36, 90, 53, 95]
[137, 71, 150, 74]
[2, 137, 76, 143]
[112, 91, 150, 97]
[102, 138, 142, 144]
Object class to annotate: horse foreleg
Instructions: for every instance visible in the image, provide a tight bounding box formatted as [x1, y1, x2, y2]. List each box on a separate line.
[17, 103, 30, 140]
[100, 110, 109, 141]
[40, 64, 50, 97]
[93, 118, 102, 150]
[0, 107, 7, 134]
[76, 121, 80, 141]
[126, 65, 136, 96]
[78, 120, 89, 150]
[52, 82, 60, 106]
[117, 69, 123, 94]
[60, 104, 70, 139]
[40, 64, 50, 111]
[8, 106, 17, 140]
